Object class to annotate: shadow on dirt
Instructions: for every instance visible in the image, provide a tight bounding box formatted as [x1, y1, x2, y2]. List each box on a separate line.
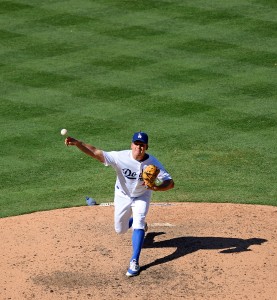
[141, 232, 267, 271]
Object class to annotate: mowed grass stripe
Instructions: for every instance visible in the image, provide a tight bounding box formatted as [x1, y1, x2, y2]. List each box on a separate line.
[0, 1, 33, 13]
[4, 69, 75, 88]
[1, 98, 60, 120]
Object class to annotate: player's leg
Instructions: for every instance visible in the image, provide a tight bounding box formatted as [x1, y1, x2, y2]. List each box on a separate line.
[128, 217, 133, 228]
[114, 191, 132, 234]
[128, 217, 148, 231]
[126, 196, 150, 276]
[131, 198, 150, 261]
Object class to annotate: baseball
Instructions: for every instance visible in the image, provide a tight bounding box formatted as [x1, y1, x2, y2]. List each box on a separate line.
[60, 128, 68, 136]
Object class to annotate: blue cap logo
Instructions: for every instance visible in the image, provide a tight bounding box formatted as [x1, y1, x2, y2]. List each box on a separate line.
[132, 131, 148, 144]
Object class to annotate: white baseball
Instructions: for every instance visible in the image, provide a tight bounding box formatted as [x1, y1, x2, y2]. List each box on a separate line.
[61, 128, 68, 136]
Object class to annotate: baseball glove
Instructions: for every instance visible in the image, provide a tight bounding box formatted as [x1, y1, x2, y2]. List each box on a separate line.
[142, 165, 160, 188]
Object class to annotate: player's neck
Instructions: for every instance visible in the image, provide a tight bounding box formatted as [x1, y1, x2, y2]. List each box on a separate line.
[135, 153, 149, 162]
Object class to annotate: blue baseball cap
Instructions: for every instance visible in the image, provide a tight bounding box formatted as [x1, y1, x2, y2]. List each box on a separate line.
[132, 131, 148, 144]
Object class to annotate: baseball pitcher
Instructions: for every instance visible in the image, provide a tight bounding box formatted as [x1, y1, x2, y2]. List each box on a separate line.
[65, 131, 174, 276]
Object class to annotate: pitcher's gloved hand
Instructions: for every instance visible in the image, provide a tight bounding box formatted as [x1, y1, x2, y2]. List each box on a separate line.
[142, 165, 160, 188]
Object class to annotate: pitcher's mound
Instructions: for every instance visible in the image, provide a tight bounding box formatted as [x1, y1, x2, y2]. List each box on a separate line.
[1, 202, 276, 300]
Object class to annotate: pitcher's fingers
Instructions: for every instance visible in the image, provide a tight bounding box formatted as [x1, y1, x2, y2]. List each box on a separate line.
[65, 137, 70, 146]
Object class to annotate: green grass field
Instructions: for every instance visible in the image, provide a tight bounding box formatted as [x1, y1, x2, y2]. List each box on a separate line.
[0, 0, 276, 218]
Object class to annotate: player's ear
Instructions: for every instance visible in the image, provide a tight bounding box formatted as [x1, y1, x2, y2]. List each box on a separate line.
[146, 144, 148, 150]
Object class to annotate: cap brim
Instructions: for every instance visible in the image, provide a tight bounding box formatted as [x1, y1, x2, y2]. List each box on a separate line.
[133, 139, 147, 144]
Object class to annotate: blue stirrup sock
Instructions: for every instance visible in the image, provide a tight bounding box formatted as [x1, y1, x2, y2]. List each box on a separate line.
[129, 217, 133, 228]
[131, 229, 145, 263]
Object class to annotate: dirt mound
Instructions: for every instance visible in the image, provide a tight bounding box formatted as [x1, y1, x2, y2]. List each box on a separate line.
[1, 203, 276, 300]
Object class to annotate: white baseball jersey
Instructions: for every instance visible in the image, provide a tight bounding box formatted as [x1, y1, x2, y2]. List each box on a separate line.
[103, 150, 172, 198]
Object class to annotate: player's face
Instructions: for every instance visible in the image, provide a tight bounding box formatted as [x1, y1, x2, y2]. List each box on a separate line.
[131, 141, 147, 160]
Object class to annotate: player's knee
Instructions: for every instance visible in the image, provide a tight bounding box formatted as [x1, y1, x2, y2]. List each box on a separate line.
[132, 219, 146, 231]
[114, 225, 128, 234]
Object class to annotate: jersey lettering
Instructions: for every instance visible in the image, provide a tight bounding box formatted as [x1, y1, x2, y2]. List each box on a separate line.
[122, 168, 137, 180]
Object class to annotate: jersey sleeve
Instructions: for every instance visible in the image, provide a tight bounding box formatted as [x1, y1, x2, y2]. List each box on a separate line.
[148, 157, 172, 181]
[103, 151, 118, 167]
[157, 165, 172, 181]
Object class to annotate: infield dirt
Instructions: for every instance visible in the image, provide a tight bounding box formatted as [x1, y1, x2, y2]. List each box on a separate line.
[1, 203, 276, 300]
